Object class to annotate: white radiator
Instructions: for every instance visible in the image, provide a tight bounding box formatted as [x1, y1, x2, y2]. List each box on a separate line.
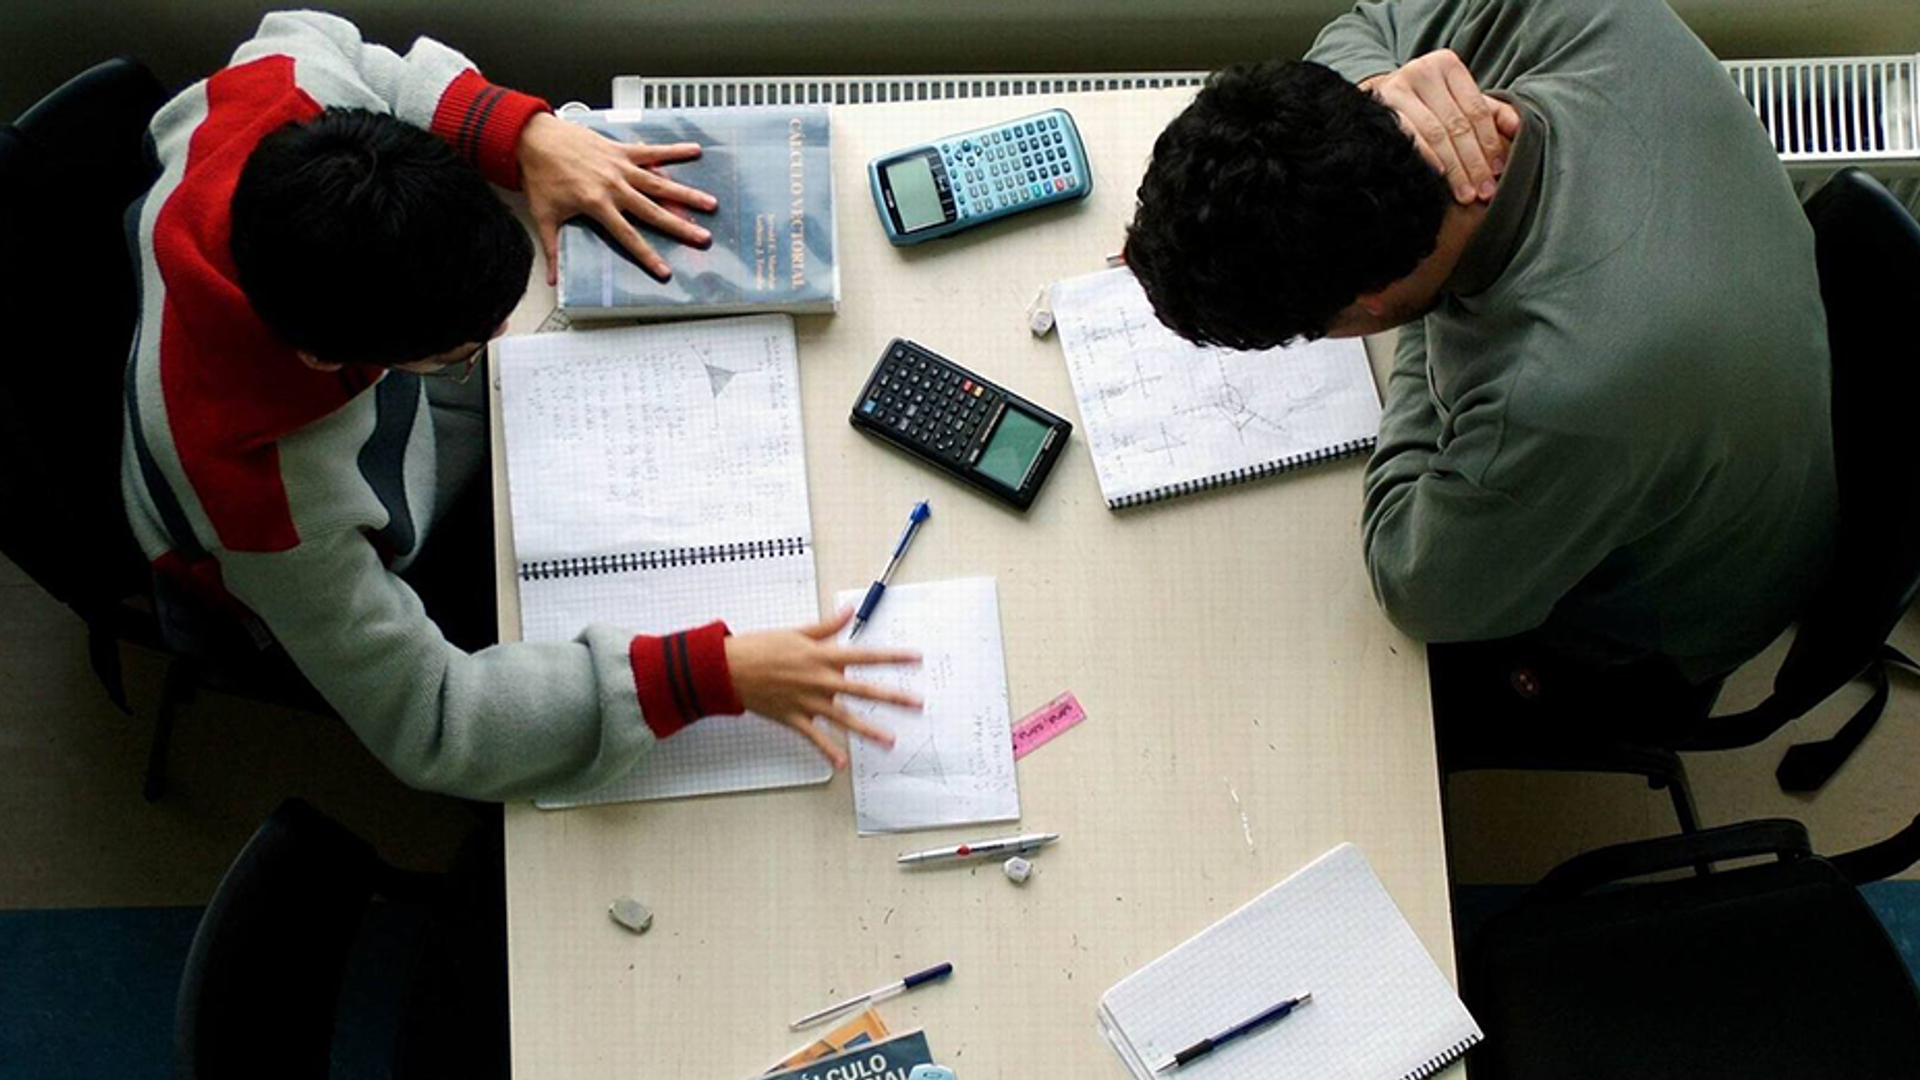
[615, 59, 1920, 210]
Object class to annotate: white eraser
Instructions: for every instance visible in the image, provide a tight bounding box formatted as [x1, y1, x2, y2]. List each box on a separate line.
[609, 896, 653, 933]
[1004, 856, 1034, 884]
[1027, 286, 1055, 338]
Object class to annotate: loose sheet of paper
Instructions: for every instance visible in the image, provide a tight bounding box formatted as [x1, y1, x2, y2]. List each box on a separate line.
[1051, 267, 1379, 507]
[835, 577, 1019, 835]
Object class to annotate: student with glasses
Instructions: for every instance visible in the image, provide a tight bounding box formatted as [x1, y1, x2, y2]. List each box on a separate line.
[122, 11, 915, 803]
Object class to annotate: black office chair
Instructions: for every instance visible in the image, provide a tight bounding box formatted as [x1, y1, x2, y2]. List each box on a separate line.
[0, 58, 331, 800]
[1664, 168, 1920, 794]
[1462, 817, 1920, 1079]
[1438, 169, 1920, 848]
[174, 798, 445, 1080]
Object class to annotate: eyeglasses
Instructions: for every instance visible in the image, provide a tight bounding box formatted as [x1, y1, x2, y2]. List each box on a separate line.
[417, 345, 486, 384]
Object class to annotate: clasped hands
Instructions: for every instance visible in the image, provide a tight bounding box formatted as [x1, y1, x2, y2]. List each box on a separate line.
[1361, 49, 1520, 205]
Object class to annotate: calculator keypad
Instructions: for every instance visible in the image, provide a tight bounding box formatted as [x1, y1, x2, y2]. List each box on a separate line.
[935, 111, 1082, 223]
[861, 345, 999, 461]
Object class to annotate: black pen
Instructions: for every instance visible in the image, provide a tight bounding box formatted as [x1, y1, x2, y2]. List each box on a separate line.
[1155, 992, 1313, 1072]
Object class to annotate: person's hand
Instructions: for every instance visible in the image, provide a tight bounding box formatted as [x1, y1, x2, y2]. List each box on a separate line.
[724, 608, 922, 769]
[1360, 49, 1521, 205]
[515, 111, 719, 286]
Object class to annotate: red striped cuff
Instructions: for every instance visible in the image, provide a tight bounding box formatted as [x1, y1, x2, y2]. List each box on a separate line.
[628, 621, 746, 740]
[429, 69, 551, 190]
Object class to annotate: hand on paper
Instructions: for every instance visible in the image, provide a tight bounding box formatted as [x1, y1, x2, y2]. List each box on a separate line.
[1360, 50, 1520, 205]
[726, 608, 921, 770]
[516, 111, 720, 286]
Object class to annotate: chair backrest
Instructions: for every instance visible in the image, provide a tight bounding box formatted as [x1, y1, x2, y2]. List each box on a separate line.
[1768, 169, 1920, 712]
[1464, 820, 1920, 1080]
[0, 58, 166, 619]
[174, 799, 391, 1080]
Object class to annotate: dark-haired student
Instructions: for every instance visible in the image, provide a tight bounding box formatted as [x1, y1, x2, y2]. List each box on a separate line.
[1126, 0, 1835, 715]
[122, 11, 914, 801]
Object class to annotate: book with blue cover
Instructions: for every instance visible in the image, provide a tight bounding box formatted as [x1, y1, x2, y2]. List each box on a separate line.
[556, 105, 839, 318]
[764, 1030, 934, 1080]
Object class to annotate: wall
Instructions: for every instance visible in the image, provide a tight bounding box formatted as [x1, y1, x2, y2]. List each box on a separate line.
[4, 0, 1918, 122]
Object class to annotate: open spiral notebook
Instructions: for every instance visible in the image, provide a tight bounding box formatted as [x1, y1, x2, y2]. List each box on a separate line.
[1051, 268, 1380, 509]
[497, 315, 832, 806]
[1098, 844, 1480, 1080]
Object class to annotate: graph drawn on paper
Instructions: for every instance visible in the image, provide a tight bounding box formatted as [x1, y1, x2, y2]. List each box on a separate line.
[496, 314, 810, 561]
[838, 578, 1019, 835]
[1051, 267, 1380, 506]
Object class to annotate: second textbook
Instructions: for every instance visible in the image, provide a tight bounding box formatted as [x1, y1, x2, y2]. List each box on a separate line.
[557, 105, 840, 318]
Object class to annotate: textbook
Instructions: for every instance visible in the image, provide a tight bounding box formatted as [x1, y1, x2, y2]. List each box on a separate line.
[765, 1030, 934, 1080]
[556, 105, 839, 318]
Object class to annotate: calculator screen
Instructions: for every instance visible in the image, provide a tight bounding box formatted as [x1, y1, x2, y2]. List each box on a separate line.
[884, 156, 948, 233]
[975, 407, 1051, 489]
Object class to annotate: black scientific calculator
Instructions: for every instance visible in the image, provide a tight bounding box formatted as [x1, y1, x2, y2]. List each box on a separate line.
[851, 339, 1072, 511]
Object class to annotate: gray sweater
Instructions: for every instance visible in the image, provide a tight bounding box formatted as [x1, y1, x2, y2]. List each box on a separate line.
[1308, 0, 1835, 678]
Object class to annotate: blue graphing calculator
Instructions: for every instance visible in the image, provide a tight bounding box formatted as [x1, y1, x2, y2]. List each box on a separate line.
[868, 109, 1092, 245]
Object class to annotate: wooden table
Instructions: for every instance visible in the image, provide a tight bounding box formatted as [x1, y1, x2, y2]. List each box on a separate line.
[491, 87, 1451, 1079]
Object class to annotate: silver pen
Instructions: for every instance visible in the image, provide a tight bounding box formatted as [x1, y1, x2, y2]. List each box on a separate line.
[897, 832, 1060, 865]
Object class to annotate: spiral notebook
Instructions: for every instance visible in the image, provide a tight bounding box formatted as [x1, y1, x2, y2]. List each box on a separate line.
[1097, 844, 1481, 1080]
[1050, 267, 1380, 509]
[496, 315, 833, 806]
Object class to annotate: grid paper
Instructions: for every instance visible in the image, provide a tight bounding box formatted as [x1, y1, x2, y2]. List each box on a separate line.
[1097, 844, 1480, 1080]
[527, 552, 831, 806]
[497, 315, 810, 564]
[497, 316, 832, 804]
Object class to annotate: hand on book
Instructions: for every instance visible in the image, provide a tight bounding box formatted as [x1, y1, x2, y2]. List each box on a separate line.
[725, 608, 921, 769]
[517, 112, 721, 286]
[1360, 50, 1520, 205]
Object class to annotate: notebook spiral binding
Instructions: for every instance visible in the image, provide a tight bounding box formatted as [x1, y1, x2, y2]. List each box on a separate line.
[1108, 437, 1376, 510]
[518, 536, 808, 581]
[1401, 1033, 1483, 1080]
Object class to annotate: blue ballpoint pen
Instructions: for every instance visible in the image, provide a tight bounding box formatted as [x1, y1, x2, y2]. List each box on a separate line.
[1155, 992, 1313, 1072]
[849, 501, 930, 639]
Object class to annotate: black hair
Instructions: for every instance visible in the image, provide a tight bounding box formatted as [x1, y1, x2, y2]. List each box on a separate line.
[230, 107, 532, 366]
[1125, 60, 1450, 349]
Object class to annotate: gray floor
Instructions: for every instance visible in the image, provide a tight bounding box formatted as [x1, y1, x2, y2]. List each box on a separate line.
[3, 550, 1914, 916]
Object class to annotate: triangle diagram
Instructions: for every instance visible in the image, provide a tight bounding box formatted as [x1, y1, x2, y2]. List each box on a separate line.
[705, 363, 738, 397]
[898, 736, 947, 787]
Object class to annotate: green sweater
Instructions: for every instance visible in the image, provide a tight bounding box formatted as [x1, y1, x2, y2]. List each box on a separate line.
[1308, 0, 1835, 679]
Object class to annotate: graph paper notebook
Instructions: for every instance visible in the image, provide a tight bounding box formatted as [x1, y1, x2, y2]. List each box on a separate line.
[496, 315, 832, 806]
[1097, 844, 1481, 1080]
[1051, 267, 1380, 509]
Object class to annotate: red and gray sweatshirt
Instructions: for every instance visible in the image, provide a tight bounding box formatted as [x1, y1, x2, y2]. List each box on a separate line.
[120, 11, 741, 800]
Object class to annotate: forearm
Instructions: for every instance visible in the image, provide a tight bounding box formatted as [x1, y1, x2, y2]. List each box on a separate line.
[229, 11, 548, 187]
[222, 534, 740, 801]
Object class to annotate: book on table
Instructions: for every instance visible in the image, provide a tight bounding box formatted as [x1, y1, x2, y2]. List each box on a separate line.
[1050, 267, 1381, 510]
[556, 105, 839, 318]
[496, 314, 832, 806]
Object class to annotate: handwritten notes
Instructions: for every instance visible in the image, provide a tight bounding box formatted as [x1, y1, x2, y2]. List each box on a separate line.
[498, 314, 809, 563]
[1051, 267, 1379, 508]
[836, 577, 1019, 835]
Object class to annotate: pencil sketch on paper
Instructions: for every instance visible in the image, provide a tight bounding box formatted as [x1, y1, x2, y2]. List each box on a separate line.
[837, 577, 1020, 835]
[1050, 267, 1380, 506]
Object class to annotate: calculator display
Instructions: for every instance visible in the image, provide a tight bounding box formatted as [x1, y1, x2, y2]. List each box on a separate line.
[975, 407, 1051, 489]
[883, 156, 948, 233]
